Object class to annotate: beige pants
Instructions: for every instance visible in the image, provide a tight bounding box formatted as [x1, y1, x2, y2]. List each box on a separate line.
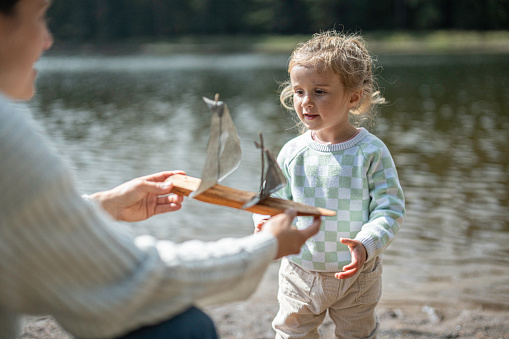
[273, 257, 382, 339]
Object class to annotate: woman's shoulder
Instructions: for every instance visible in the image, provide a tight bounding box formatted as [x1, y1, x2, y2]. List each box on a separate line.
[0, 95, 67, 199]
[0, 95, 29, 144]
[0, 97, 43, 151]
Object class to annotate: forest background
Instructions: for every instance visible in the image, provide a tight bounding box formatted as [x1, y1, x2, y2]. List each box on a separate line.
[47, 0, 509, 54]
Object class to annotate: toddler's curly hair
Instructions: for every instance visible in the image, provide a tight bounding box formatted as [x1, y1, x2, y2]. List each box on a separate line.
[280, 30, 385, 128]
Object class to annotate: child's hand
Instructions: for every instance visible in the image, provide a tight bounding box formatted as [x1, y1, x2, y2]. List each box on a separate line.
[335, 238, 367, 280]
[254, 219, 268, 233]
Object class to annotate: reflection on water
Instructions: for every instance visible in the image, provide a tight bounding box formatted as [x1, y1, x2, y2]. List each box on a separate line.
[33, 53, 509, 308]
[374, 54, 509, 307]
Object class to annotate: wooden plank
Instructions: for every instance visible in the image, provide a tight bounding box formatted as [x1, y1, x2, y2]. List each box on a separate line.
[167, 174, 336, 217]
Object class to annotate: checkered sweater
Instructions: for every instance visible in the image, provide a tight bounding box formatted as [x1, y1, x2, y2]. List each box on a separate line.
[259, 128, 405, 272]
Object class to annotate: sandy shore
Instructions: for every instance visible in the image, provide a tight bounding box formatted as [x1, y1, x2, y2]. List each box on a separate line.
[21, 302, 509, 339]
[208, 300, 509, 339]
[206, 262, 509, 339]
[21, 261, 509, 339]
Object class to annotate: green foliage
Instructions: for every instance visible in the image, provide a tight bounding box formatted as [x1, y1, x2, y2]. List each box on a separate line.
[47, 0, 509, 42]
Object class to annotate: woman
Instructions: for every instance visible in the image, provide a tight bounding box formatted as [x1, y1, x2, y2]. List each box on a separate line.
[0, 0, 322, 338]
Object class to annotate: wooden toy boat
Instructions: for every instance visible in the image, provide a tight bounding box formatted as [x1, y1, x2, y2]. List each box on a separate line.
[167, 95, 335, 217]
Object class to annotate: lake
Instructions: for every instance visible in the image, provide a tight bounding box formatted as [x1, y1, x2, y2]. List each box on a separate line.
[32, 52, 509, 309]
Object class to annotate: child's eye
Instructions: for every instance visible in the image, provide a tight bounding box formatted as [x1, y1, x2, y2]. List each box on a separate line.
[315, 89, 326, 95]
[294, 89, 304, 96]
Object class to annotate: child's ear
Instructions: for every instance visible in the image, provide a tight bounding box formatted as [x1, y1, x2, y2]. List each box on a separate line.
[348, 89, 363, 108]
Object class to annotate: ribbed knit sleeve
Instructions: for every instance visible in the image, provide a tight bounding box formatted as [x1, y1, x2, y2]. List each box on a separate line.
[355, 136, 405, 261]
[0, 95, 277, 338]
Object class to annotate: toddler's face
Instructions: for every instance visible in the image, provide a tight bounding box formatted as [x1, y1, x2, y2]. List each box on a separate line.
[290, 65, 359, 140]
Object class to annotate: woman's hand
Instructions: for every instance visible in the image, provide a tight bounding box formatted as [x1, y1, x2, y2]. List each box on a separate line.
[261, 209, 322, 259]
[90, 171, 185, 222]
[335, 238, 367, 279]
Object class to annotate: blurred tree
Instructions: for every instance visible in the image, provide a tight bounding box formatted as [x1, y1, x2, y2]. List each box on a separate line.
[47, 0, 509, 42]
[394, 0, 408, 29]
[273, 0, 311, 34]
[162, 0, 193, 35]
[245, 0, 276, 34]
[453, 0, 509, 29]
[49, 0, 95, 41]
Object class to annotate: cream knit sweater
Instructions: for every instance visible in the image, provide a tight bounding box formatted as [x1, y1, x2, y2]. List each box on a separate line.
[0, 94, 277, 338]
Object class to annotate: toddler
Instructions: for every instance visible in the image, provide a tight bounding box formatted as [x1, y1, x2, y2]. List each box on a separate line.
[254, 30, 405, 339]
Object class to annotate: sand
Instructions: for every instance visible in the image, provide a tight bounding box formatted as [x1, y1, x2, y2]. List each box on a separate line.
[20, 262, 509, 339]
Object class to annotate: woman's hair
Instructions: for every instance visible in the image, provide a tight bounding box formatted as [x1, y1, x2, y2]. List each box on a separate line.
[280, 30, 385, 129]
[0, 0, 19, 15]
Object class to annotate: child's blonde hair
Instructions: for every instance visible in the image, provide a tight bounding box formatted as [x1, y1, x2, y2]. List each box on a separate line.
[280, 30, 385, 129]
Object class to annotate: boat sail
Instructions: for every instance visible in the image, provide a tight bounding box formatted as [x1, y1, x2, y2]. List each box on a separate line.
[191, 94, 241, 198]
[242, 131, 287, 209]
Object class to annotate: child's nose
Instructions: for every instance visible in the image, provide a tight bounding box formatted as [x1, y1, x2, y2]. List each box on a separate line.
[302, 95, 313, 107]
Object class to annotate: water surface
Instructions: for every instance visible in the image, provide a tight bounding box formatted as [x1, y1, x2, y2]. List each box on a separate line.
[33, 53, 509, 308]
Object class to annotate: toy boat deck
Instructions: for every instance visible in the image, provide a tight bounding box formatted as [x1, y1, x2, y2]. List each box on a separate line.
[168, 174, 336, 217]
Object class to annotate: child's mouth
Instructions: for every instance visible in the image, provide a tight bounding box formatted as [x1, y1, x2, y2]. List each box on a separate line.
[303, 113, 318, 120]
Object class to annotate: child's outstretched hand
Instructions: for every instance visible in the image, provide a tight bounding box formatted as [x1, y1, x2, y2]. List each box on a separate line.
[335, 238, 367, 280]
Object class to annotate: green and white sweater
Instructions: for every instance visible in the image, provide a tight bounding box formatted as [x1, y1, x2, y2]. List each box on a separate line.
[256, 128, 405, 272]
